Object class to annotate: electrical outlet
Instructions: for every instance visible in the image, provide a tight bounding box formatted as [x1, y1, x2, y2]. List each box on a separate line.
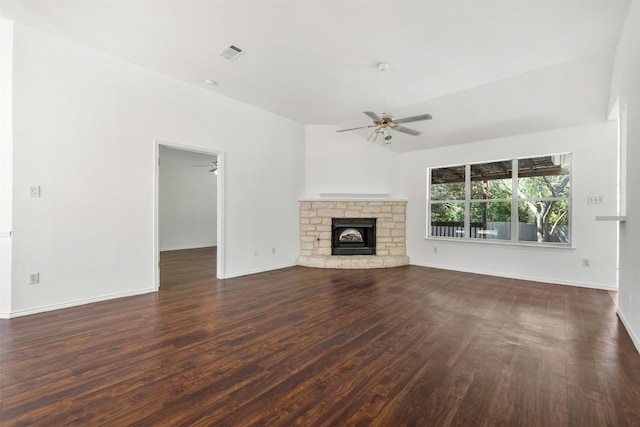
[271, 247, 276, 255]
[29, 272, 39, 285]
[433, 247, 438, 253]
[253, 249, 258, 256]
[582, 258, 591, 268]
[29, 185, 41, 198]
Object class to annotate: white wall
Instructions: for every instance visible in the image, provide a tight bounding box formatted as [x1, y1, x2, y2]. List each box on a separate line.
[305, 125, 399, 197]
[610, 1, 640, 351]
[399, 122, 619, 289]
[0, 21, 13, 317]
[158, 146, 217, 251]
[7, 22, 304, 316]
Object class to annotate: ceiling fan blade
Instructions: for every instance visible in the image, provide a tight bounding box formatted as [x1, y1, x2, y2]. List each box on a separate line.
[394, 113, 432, 124]
[394, 126, 422, 136]
[336, 125, 376, 132]
[194, 161, 217, 168]
[363, 111, 381, 121]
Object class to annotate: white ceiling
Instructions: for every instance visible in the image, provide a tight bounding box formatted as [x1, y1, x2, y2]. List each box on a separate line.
[0, 0, 631, 153]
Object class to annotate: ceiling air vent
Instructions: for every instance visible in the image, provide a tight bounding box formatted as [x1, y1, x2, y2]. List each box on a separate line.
[219, 44, 244, 61]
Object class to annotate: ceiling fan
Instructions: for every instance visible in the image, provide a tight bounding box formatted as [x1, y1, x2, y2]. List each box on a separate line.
[192, 160, 218, 174]
[336, 62, 432, 144]
[336, 111, 432, 143]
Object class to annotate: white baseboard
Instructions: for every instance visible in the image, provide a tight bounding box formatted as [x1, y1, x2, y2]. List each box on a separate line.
[617, 308, 640, 354]
[410, 261, 618, 291]
[222, 262, 298, 279]
[4, 288, 156, 318]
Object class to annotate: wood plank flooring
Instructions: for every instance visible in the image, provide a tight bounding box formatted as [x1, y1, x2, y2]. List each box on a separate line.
[2, 247, 640, 426]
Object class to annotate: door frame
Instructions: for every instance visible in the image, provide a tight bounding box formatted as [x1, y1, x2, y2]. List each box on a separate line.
[153, 140, 225, 289]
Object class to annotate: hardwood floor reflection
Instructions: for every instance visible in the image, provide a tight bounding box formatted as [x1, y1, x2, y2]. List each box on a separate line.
[2, 250, 640, 425]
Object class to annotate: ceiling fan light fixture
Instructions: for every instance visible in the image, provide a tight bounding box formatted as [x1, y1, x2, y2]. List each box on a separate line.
[383, 128, 392, 141]
[367, 129, 379, 142]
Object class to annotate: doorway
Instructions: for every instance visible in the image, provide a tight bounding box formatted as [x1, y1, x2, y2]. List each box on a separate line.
[154, 141, 225, 288]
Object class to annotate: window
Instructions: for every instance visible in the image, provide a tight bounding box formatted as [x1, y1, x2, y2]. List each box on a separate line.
[429, 154, 571, 245]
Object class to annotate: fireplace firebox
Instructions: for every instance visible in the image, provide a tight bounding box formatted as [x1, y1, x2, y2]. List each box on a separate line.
[331, 218, 376, 256]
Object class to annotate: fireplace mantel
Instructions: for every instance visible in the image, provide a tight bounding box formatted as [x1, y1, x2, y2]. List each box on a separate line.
[298, 200, 409, 269]
[300, 196, 408, 202]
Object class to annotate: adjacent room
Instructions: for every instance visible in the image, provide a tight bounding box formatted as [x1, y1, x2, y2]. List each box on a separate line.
[158, 145, 219, 286]
[1, 1, 640, 425]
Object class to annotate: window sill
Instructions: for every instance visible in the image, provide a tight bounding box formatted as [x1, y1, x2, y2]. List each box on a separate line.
[424, 237, 576, 251]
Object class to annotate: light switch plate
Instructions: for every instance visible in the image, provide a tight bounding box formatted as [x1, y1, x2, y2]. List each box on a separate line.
[587, 196, 603, 205]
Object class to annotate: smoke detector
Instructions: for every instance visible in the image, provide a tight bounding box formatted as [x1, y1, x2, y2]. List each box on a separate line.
[219, 44, 244, 61]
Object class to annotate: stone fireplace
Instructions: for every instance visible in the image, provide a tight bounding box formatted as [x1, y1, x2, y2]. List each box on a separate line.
[298, 199, 409, 269]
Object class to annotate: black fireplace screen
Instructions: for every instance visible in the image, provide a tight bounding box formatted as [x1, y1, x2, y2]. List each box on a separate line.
[331, 218, 376, 255]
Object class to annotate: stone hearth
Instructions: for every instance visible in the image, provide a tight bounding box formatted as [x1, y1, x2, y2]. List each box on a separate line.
[298, 199, 409, 269]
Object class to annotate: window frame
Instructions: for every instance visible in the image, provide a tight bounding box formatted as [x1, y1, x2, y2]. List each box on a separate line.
[427, 154, 572, 246]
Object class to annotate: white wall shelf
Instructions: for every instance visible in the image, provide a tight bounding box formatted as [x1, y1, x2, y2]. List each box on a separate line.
[596, 216, 627, 222]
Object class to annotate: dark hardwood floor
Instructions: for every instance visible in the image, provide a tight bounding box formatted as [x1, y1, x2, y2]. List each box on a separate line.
[2, 247, 640, 426]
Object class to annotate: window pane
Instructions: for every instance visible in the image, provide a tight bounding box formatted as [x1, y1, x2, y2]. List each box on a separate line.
[470, 161, 513, 200]
[518, 154, 571, 198]
[431, 202, 465, 238]
[470, 201, 511, 240]
[518, 201, 569, 243]
[431, 166, 465, 200]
